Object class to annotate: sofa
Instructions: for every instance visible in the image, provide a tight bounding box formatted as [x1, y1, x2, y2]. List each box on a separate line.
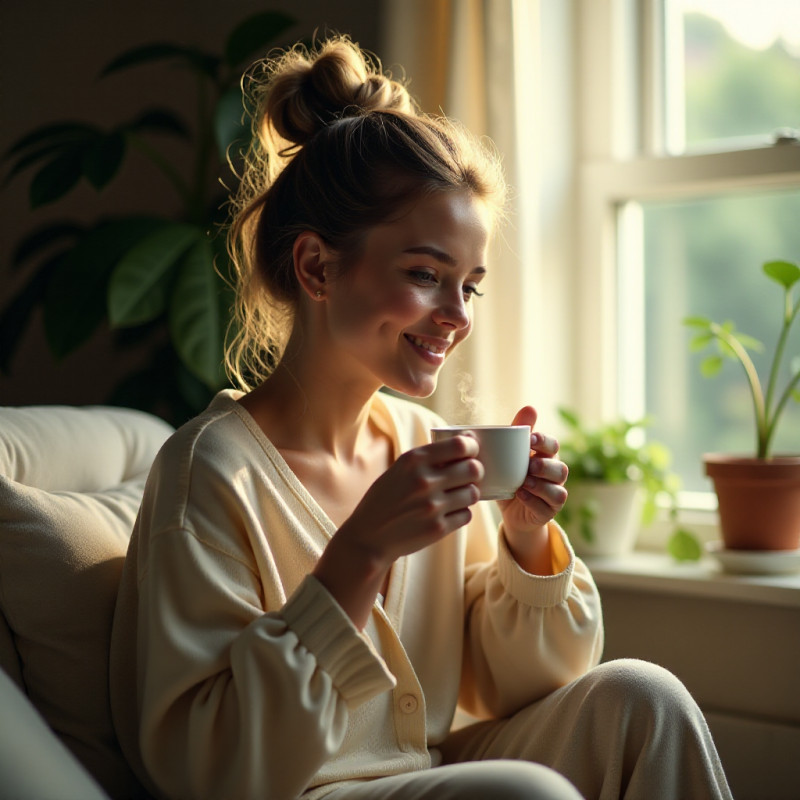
[0, 403, 174, 799]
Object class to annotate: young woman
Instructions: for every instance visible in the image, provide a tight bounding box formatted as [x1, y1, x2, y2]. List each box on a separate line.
[110, 36, 733, 800]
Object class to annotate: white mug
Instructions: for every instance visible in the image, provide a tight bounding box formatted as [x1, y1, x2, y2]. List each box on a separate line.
[431, 425, 531, 500]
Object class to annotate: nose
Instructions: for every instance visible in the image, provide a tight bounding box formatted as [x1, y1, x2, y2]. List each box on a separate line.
[432, 289, 471, 331]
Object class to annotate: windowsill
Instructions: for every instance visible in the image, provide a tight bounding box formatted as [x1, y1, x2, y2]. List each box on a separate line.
[583, 550, 800, 607]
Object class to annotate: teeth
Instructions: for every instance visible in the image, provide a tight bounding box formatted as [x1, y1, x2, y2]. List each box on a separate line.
[409, 335, 445, 355]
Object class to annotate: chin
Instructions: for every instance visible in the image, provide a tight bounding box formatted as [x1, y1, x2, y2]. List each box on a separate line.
[385, 375, 439, 399]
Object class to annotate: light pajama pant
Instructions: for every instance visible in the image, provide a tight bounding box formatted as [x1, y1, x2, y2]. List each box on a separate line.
[323, 659, 734, 800]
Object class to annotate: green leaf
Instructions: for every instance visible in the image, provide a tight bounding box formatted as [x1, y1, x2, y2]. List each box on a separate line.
[732, 331, 763, 352]
[30, 147, 85, 207]
[43, 218, 164, 358]
[224, 11, 296, 67]
[214, 86, 249, 161]
[558, 407, 581, 430]
[667, 528, 703, 562]
[689, 332, 713, 351]
[82, 130, 126, 189]
[717, 338, 738, 360]
[101, 43, 219, 79]
[169, 237, 226, 387]
[577, 500, 598, 543]
[683, 316, 711, 328]
[700, 355, 724, 377]
[108, 222, 201, 326]
[763, 260, 800, 290]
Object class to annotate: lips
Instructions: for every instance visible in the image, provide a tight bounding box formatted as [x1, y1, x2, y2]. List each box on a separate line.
[404, 334, 449, 355]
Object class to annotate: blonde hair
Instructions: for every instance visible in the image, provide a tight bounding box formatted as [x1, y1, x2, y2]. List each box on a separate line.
[225, 35, 506, 391]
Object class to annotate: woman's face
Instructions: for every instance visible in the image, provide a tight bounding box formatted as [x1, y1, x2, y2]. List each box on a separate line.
[323, 189, 492, 397]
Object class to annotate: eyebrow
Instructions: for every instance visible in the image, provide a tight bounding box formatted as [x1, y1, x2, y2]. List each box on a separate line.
[403, 246, 487, 274]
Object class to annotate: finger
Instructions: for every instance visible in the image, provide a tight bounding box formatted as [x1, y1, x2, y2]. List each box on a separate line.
[443, 482, 481, 511]
[530, 431, 560, 457]
[443, 505, 474, 529]
[439, 457, 484, 491]
[518, 480, 568, 512]
[511, 405, 538, 429]
[428, 433, 480, 464]
[527, 456, 568, 485]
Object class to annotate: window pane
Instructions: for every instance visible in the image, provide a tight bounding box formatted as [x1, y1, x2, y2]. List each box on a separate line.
[620, 189, 800, 495]
[665, 0, 800, 153]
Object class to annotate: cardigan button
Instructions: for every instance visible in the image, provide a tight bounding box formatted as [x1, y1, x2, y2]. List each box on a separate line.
[399, 693, 419, 714]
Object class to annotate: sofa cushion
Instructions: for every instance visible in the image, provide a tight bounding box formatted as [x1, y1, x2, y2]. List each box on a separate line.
[0, 404, 169, 491]
[0, 665, 110, 800]
[0, 405, 172, 799]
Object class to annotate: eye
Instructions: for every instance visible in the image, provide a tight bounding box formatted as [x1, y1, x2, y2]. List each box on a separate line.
[408, 269, 438, 285]
[463, 284, 484, 300]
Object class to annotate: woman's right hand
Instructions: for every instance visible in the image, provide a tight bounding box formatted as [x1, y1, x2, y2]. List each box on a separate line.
[312, 435, 483, 628]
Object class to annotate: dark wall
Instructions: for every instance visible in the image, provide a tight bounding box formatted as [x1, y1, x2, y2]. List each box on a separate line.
[0, 0, 382, 408]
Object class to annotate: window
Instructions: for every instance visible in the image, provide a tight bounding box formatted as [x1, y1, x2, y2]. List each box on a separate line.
[576, 0, 800, 512]
[664, 0, 800, 154]
[620, 189, 800, 495]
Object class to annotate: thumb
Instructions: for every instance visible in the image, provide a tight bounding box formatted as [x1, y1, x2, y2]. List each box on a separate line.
[512, 405, 537, 429]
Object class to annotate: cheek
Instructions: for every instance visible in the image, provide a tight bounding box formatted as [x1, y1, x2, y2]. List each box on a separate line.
[372, 288, 430, 325]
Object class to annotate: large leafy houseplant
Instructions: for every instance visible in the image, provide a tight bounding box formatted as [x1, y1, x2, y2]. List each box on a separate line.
[684, 259, 800, 551]
[556, 408, 701, 561]
[1, 11, 297, 424]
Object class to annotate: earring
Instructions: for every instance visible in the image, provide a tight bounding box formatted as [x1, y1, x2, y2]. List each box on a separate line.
[315, 289, 324, 299]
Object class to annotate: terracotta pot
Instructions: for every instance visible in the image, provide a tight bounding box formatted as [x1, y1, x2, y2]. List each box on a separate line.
[704, 454, 800, 551]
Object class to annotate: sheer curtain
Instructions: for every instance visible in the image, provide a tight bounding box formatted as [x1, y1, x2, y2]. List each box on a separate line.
[379, 0, 574, 428]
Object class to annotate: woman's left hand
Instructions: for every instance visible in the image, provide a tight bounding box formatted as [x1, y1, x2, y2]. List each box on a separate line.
[496, 406, 568, 573]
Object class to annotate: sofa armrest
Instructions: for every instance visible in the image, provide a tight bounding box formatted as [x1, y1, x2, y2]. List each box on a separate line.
[0, 667, 109, 799]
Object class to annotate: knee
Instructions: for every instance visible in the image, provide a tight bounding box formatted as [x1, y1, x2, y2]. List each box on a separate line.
[440, 761, 582, 800]
[583, 658, 703, 730]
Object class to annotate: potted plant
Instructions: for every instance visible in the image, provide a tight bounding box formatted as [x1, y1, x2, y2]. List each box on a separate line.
[1, 11, 298, 424]
[684, 259, 800, 551]
[555, 408, 701, 561]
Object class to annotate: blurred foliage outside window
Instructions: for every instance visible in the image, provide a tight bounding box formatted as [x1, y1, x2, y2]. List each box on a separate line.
[671, 0, 800, 151]
[622, 4, 800, 496]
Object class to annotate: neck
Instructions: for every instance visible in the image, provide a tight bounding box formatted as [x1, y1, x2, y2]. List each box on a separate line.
[241, 337, 383, 462]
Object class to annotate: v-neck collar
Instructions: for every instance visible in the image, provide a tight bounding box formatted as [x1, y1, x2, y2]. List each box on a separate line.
[219, 389, 410, 625]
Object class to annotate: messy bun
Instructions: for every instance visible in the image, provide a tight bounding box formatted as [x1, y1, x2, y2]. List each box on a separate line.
[226, 35, 506, 391]
[248, 36, 415, 180]
[264, 37, 415, 150]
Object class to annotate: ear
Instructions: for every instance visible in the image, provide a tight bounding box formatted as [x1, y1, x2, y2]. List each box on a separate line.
[293, 231, 331, 301]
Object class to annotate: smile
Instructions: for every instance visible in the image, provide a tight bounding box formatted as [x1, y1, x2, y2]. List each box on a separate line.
[404, 334, 448, 355]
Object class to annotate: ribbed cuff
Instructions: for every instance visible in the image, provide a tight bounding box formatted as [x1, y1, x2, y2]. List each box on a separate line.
[281, 575, 396, 708]
[496, 522, 575, 608]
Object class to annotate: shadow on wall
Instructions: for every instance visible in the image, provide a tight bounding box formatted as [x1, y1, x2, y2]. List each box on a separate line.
[0, 0, 381, 422]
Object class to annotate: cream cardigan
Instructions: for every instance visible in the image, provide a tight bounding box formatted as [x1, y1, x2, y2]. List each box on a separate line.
[110, 390, 604, 800]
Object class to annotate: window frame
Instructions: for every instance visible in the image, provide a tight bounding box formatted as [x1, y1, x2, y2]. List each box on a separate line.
[574, 0, 800, 537]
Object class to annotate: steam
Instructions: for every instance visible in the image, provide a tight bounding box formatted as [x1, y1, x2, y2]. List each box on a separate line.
[452, 371, 481, 424]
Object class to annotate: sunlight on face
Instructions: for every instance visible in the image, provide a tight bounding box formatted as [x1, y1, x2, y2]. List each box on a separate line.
[324, 189, 493, 398]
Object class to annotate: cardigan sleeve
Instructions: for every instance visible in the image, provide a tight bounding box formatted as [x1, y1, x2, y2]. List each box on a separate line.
[458, 508, 604, 719]
[133, 527, 395, 800]
[112, 411, 397, 800]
